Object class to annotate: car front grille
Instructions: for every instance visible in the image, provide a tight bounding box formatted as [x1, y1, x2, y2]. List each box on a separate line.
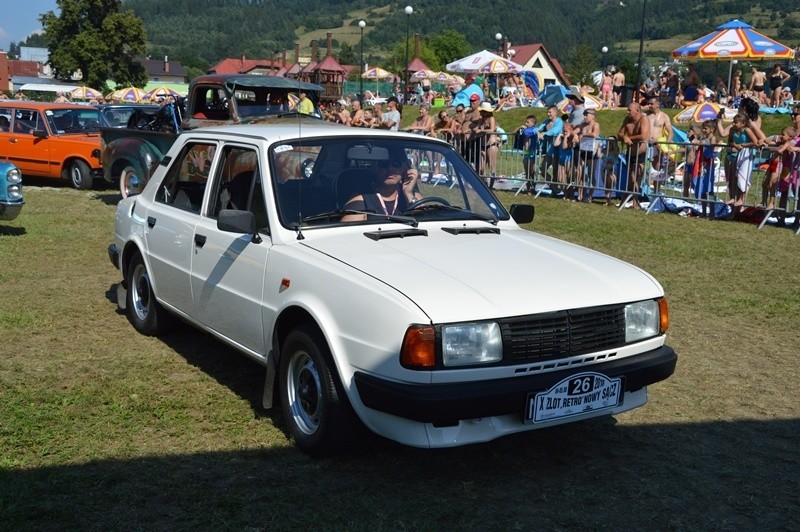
[500, 305, 626, 363]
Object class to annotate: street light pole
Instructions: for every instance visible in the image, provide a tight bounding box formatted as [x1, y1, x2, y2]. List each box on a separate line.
[633, 0, 647, 102]
[404, 5, 413, 100]
[359, 19, 366, 102]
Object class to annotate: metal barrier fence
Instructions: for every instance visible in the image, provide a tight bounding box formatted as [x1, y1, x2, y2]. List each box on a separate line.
[430, 131, 800, 234]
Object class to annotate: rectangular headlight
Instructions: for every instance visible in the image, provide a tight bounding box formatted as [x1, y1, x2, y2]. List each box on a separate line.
[625, 300, 660, 343]
[442, 322, 502, 367]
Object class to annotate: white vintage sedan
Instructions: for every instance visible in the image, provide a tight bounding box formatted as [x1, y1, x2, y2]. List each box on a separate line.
[109, 120, 677, 456]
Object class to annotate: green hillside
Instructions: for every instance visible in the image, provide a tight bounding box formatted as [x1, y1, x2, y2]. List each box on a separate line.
[125, 0, 800, 75]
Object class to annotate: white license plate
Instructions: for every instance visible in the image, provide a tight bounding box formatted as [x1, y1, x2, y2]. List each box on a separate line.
[526, 372, 623, 424]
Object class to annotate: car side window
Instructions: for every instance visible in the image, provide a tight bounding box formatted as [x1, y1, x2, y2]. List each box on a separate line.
[12, 110, 42, 135]
[209, 145, 269, 233]
[155, 142, 216, 213]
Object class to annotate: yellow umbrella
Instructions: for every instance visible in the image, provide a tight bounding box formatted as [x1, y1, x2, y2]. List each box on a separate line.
[110, 87, 146, 102]
[69, 86, 102, 100]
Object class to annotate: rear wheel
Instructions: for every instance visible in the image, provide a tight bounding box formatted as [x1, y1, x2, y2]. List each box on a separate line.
[119, 165, 145, 198]
[125, 252, 172, 336]
[279, 325, 359, 457]
[68, 160, 93, 190]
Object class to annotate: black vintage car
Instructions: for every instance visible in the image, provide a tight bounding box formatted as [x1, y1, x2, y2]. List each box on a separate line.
[94, 103, 162, 129]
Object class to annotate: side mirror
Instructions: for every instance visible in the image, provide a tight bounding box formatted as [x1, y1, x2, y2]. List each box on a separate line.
[33, 129, 48, 139]
[218, 209, 262, 244]
[510, 203, 534, 225]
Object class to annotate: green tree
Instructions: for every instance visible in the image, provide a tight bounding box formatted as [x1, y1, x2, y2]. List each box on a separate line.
[567, 43, 600, 87]
[426, 30, 471, 68]
[338, 42, 356, 66]
[40, 0, 148, 91]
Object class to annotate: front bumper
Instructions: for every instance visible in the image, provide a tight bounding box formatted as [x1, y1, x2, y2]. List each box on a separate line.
[108, 243, 120, 269]
[0, 201, 24, 221]
[354, 345, 677, 424]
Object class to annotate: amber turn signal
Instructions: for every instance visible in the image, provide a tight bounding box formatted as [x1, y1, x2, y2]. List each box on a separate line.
[400, 325, 436, 369]
[658, 298, 669, 334]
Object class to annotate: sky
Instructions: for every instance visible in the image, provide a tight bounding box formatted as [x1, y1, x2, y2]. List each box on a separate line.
[1, 0, 59, 51]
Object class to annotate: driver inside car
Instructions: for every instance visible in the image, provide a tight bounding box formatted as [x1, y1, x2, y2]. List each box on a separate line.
[340, 150, 424, 222]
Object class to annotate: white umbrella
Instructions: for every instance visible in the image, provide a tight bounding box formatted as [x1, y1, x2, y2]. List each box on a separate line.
[446, 50, 520, 73]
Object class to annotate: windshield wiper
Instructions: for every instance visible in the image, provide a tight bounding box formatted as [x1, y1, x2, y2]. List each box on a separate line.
[402, 203, 498, 225]
[301, 209, 418, 227]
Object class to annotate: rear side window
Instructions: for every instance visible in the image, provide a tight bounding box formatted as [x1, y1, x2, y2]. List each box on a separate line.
[155, 142, 216, 213]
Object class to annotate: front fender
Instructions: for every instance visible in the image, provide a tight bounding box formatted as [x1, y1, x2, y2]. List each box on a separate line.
[102, 137, 168, 183]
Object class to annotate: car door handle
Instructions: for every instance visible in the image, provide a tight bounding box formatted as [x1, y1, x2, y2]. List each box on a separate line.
[147, 216, 156, 228]
[195, 234, 207, 248]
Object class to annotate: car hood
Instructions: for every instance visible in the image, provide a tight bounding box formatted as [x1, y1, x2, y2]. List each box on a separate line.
[300, 225, 663, 323]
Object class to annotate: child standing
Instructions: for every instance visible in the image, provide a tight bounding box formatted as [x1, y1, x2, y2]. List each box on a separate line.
[761, 127, 795, 210]
[517, 115, 539, 194]
[692, 120, 719, 218]
[555, 122, 575, 199]
[721, 113, 759, 214]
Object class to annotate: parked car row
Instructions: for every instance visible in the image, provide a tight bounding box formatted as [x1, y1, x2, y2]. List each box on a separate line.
[0, 100, 164, 191]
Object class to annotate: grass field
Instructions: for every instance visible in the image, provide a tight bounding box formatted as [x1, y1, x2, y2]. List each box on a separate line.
[1, 181, 798, 529]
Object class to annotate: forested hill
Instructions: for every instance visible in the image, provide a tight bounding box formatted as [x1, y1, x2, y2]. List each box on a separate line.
[125, 0, 799, 72]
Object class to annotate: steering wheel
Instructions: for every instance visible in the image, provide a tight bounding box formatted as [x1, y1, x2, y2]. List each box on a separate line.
[404, 196, 451, 211]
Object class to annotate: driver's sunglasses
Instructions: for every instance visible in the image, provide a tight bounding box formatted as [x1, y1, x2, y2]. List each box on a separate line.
[378, 159, 406, 169]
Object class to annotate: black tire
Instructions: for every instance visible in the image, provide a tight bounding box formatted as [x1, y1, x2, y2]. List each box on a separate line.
[279, 324, 360, 457]
[68, 160, 93, 190]
[119, 164, 145, 198]
[125, 252, 172, 336]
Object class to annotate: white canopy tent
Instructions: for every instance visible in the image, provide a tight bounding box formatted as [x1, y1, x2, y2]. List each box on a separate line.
[20, 82, 82, 93]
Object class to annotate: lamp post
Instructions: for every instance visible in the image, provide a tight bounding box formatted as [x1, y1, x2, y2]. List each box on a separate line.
[633, 0, 647, 102]
[403, 5, 413, 98]
[495, 33, 503, 57]
[358, 19, 366, 102]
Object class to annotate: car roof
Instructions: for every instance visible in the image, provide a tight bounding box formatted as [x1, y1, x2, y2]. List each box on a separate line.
[0, 101, 98, 111]
[190, 121, 449, 144]
[189, 74, 324, 94]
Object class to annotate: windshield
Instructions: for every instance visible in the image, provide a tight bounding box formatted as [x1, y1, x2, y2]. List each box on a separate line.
[270, 136, 509, 229]
[46, 108, 105, 134]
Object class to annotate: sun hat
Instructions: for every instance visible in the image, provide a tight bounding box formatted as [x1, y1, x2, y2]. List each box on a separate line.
[567, 88, 585, 102]
[479, 102, 494, 113]
[469, 93, 480, 102]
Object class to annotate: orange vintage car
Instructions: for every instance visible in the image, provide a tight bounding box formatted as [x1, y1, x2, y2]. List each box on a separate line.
[0, 101, 104, 189]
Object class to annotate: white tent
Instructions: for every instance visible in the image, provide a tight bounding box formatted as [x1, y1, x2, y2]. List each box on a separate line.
[20, 82, 82, 93]
[446, 50, 522, 73]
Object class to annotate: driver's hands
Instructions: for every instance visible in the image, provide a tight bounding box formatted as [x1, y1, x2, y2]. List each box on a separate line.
[402, 167, 419, 200]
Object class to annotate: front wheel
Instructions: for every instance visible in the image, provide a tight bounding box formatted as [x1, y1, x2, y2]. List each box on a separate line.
[119, 165, 145, 198]
[68, 160, 93, 190]
[125, 252, 172, 336]
[279, 325, 360, 457]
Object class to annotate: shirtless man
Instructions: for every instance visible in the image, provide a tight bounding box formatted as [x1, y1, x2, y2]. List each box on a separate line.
[749, 67, 767, 104]
[646, 97, 674, 193]
[618, 103, 651, 209]
[612, 68, 626, 108]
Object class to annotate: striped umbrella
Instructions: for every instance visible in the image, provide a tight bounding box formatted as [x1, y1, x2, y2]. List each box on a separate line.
[110, 87, 146, 102]
[143, 86, 183, 102]
[69, 86, 102, 100]
[477, 58, 522, 74]
[411, 69, 437, 80]
[672, 19, 795, 60]
[361, 67, 393, 79]
[673, 102, 734, 124]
